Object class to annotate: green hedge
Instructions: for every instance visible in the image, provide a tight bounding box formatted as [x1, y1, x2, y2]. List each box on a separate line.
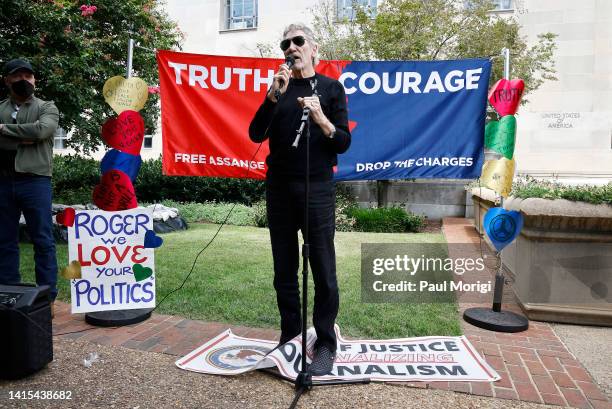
[466, 176, 612, 205]
[52, 155, 265, 205]
[348, 207, 424, 233]
[511, 176, 612, 205]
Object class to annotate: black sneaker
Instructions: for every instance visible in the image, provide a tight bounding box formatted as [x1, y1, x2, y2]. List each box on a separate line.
[309, 345, 335, 376]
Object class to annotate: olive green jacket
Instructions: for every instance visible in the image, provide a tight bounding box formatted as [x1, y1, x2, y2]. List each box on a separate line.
[0, 95, 59, 176]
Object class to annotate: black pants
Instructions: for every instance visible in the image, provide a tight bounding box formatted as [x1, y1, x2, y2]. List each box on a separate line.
[266, 177, 338, 352]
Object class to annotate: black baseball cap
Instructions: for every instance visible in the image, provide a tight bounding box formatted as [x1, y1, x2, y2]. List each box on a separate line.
[3, 59, 34, 75]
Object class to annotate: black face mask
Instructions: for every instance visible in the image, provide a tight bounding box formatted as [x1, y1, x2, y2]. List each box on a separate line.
[10, 80, 35, 98]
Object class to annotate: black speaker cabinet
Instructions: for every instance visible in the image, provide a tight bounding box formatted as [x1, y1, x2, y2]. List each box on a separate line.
[0, 284, 53, 379]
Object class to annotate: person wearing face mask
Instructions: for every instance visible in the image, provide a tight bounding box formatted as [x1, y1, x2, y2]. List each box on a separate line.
[0, 58, 60, 317]
[249, 24, 351, 376]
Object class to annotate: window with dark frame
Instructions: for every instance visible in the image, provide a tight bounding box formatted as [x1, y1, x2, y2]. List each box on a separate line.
[464, 0, 513, 11]
[224, 0, 258, 30]
[53, 127, 68, 150]
[336, 0, 377, 21]
[143, 134, 153, 149]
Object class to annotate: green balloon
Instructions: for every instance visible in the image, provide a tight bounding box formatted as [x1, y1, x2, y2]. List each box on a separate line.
[485, 115, 516, 159]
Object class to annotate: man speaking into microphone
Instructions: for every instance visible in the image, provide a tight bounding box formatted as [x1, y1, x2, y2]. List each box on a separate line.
[249, 23, 351, 375]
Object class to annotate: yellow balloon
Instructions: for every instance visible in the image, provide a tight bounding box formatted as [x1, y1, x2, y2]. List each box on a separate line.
[103, 76, 149, 114]
[60, 260, 82, 280]
[481, 157, 516, 198]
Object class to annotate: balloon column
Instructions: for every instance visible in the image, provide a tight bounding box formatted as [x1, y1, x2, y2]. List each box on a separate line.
[481, 76, 525, 250]
[93, 76, 150, 210]
[463, 72, 529, 333]
[480, 78, 524, 198]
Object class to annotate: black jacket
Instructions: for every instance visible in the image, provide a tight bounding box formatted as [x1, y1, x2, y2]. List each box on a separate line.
[248, 73, 351, 181]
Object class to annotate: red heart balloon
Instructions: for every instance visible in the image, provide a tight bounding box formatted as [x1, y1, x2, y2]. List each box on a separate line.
[92, 170, 138, 211]
[56, 207, 76, 227]
[488, 78, 525, 116]
[101, 110, 145, 155]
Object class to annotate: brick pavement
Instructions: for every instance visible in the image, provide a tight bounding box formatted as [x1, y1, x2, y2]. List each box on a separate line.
[50, 217, 611, 409]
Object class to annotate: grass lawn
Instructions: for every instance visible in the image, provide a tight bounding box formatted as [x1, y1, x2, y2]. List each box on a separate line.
[19, 223, 461, 339]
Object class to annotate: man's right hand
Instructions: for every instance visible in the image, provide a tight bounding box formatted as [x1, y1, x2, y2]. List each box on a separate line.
[267, 63, 291, 102]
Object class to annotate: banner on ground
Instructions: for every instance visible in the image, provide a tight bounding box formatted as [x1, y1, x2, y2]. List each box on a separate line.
[157, 51, 491, 180]
[176, 326, 499, 382]
[68, 208, 156, 313]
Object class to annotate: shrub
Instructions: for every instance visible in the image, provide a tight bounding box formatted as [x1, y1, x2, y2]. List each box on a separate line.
[52, 154, 100, 204]
[252, 200, 268, 227]
[348, 207, 424, 233]
[335, 187, 357, 232]
[51, 155, 265, 205]
[466, 176, 612, 205]
[511, 176, 612, 205]
[150, 201, 256, 225]
[135, 158, 265, 204]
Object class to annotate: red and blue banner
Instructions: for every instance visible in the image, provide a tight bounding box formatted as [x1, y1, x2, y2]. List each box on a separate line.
[157, 50, 491, 180]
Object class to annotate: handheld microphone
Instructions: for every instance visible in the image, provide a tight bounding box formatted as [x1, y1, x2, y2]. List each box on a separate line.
[280, 56, 295, 88]
[275, 56, 296, 100]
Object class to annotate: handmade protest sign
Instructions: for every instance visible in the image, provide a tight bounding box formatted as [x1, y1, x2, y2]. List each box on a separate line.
[483, 207, 524, 252]
[103, 76, 149, 114]
[68, 208, 155, 313]
[61, 260, 82, 280]
[484, 115, 516, 159]
[92, 169, 138, 211]
[481, 157, 515, 198]
[100, 149, 142, 182]
[101, 110, 145, 155]
[56, 207, 76, 227]
[488, 78, 524, 116]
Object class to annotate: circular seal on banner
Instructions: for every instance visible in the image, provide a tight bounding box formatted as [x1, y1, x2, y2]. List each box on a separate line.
[489, 214, 516, 242]
[206, 345, 271, 370]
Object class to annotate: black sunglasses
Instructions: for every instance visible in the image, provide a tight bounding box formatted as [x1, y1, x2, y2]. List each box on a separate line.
[280, 36, 306, 51]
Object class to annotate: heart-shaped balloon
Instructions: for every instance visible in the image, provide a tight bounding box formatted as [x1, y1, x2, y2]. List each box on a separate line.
[485, 115, 516, 159]
[483, 207, 523, 251]
[56, 207, 76, 227]
[100, 149, 142, 182]
[101, 110, 145, 155]
[103, 76, 149, 114]
[481, 157, 515, 198]
[488, 78, 525, 116]
[92, 169, 138, 211]
[143, 229, 163, 249]
[61, 260, 82, 280]
[133, 263, 153, 282]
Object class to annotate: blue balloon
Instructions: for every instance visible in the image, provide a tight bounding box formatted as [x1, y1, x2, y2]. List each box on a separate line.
[100, 149, 142, 182]
[483, 207, 523, 252]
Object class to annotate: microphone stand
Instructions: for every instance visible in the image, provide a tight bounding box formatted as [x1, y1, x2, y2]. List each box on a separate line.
[259, 80, 370, 409]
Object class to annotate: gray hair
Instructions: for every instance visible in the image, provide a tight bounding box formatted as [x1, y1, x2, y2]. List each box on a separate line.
[282, 23, 319, 66]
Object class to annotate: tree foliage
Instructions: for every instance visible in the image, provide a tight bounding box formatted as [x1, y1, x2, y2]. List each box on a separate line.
[0, 0, 183, 153]
[311, 0, 557, 101]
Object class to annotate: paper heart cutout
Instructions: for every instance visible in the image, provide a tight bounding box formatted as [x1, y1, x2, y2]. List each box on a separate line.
[101, 149, 142, 182]
[481, 157, 515, 198]
[143, 229, 163, 249]
[92, 169, 138, 211]
[485, 115, 516, 159]
[61, 260, 82, 280]
[488, 78, 525, 116]
[103, 76, 149, 114]
[483, 207, 523, 251]
[56, 207, 76, 227]
[133, 263, 153, 282]
[101, 110, 145, 155]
